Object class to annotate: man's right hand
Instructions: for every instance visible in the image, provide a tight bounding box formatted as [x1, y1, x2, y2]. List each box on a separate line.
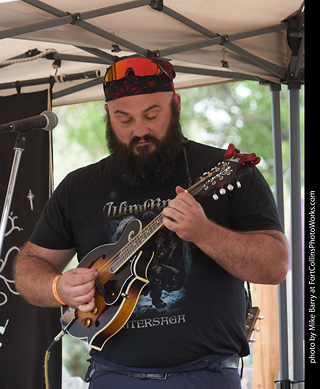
[57, 267, 98, 312]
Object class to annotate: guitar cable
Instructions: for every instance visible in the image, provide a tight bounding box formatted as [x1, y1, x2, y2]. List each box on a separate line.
[44, 306, 76, 388]
[44, 329, 66, 389]
[44, 348, 51, 389]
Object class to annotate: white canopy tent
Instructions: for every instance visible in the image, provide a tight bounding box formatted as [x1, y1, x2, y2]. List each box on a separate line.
[0, 0, 305, 387]
[0, 0, 304, 104]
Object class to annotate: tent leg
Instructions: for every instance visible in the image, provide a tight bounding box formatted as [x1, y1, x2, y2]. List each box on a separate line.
[288, 82, 304, 382]
[275, 380, 291, 389]
[270, 83, 290, 383]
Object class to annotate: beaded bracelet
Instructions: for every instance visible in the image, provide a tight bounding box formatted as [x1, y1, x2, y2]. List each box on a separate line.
[52, 274, 66, 306]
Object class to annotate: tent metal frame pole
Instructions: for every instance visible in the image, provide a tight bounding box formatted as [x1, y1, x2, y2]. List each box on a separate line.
[52, 77, 103, 100]
[222, 40, 286, 80]
[288, 82, 304, 382]
[270, 83, 290, 388]
[16, 0, 290, 83]
[47, 53, 108, 65]
[162, 5, 218, 38]
[174, 65, 262, 82]
[22, 0, 65, 17]
[0, 70, 101, 91]
[22, 0, 150, 19]
[20, 0, 149, 56]
[75, 20, 149, 56]
[75, 47, 117, 63]
[160, 36, 222, 57]
[0, 14, 74, 39]
[0, 63, 264, 96]
[163, 3, 286, 41]
[159, 24, 287, 70]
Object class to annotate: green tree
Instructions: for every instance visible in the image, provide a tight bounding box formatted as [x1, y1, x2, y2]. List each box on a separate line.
[55, 102, 107, 159]
[53, 81, 304, 189]
[179, 81, 304, 188]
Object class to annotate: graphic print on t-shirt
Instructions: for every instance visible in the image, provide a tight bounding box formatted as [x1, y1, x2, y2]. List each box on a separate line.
[102, 198, 193, 319]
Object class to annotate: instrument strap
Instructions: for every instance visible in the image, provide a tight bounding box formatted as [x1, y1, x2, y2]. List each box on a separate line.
[181, 137, 193, 188]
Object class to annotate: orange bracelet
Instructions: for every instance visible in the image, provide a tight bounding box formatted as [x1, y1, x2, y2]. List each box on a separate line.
[52, 275, 66, 306]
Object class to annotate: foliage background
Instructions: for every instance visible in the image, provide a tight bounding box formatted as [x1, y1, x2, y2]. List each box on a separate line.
[53, 81, 304, 190]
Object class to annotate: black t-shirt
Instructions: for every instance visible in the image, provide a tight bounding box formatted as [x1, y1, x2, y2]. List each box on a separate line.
[30, 140, 283, 367]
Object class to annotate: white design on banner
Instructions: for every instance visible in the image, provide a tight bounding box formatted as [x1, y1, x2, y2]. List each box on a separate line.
[0, 212, 21, 306]
[0, 319, 9, 335]
[27, 189, 34, 211]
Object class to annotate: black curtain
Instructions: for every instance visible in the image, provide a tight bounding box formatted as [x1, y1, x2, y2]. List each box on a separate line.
[0, 90, 62, 389]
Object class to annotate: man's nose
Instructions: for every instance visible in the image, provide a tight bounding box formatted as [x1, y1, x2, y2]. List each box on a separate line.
[132, 120, 150, 138]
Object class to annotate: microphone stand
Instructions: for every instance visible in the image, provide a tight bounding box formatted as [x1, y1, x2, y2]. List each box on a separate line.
[0, 132, 26, 257]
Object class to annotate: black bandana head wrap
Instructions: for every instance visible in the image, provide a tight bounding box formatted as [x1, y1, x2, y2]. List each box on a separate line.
[103, 57, 176, 102]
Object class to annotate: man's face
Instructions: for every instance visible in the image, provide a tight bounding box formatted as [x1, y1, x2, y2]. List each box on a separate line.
[105, 91, 183, 189]
[106, 91, 181, 155]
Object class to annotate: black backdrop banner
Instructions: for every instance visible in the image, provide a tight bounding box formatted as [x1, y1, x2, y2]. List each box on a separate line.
[0, 91, 62, 389]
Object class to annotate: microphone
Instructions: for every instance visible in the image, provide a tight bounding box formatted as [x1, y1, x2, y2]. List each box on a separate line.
[0, 110, 58, 133]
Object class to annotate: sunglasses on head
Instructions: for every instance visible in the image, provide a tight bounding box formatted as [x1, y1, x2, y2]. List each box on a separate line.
[104, 57, 171, 83]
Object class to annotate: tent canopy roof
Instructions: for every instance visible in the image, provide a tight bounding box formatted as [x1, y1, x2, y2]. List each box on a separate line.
[0, 0, 304, 106]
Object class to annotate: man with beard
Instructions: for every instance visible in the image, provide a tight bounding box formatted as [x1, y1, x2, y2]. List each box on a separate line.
[14, 57, 289, 388]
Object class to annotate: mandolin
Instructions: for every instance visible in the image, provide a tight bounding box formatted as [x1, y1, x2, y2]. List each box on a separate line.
[60, 144, 260, 350]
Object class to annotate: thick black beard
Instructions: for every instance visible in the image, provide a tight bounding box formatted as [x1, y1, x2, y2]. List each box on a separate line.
[106, 99, 184, 189]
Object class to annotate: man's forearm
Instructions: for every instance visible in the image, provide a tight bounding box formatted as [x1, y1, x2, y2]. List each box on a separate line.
[14, 242, 76, 307]
[163, 187, 289, 285]
[194, 219, 289, 284]
[14, 252, 62, 307]
[14, 242, 98, 312]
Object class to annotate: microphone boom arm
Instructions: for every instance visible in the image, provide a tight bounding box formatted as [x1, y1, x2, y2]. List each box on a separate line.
[0, 110, 57, 256]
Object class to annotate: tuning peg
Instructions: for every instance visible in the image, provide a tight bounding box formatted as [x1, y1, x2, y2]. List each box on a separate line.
[212, 193, 219, 200]
[253, 327, 260, 332]
[249, 339, 257, 343]
[258, 316, 264, 320]
[236, 181, 241, 188]
[219, 188, 226, 195]
[227, 184, 234, 191]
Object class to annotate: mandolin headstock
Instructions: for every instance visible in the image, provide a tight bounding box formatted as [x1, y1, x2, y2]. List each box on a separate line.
[189, 143, 260, 200]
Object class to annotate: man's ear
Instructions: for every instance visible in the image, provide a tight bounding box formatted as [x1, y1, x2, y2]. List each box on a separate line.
[104, 103, 109, 113]
[173, 93, 181, 115]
